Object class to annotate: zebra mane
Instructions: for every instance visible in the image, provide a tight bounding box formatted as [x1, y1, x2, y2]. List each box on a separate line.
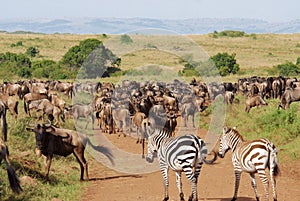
[223, 126, 244, 141]
[151, 128, 172, 138]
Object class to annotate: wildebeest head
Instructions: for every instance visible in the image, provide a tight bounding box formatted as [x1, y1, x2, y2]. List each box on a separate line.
[26, 123, 54, 157]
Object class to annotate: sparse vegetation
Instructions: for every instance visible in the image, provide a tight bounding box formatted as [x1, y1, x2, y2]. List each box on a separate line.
[120, 34, 133, 44]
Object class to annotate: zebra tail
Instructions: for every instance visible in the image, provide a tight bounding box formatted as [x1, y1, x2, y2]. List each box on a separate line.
[194, 136, 217, 165]
[268, 142, 280, 177]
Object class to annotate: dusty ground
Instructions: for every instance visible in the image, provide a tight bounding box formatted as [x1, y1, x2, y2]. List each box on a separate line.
[81, 126, 300, 201]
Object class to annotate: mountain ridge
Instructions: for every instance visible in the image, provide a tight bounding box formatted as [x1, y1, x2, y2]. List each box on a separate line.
[0, 17, 299, 34]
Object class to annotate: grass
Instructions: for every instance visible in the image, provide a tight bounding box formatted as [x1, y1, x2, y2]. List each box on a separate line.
[0, 94, 91, 201]
[203, 93, 300, 162]
[1, 33, 300, 74]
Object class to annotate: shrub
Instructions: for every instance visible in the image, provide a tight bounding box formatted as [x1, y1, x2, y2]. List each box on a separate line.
[26, 46, 39, 57]
[276, 61, 300, 76]
[120, 34, 133, 44]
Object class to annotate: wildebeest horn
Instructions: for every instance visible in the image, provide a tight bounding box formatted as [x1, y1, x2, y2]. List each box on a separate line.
[26, 120, 35, 127]
[44, 120, 52, 127]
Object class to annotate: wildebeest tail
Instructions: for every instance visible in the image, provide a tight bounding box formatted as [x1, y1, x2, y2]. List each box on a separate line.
[1, 107, 7, 142]
[14, 101, 19, 116]
[23, 100, 28, 114]
[86, 138, 114, 165]
[1, 144, 22, 193]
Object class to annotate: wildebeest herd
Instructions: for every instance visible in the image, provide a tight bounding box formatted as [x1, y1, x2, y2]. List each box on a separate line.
[0, 75, 296, 200]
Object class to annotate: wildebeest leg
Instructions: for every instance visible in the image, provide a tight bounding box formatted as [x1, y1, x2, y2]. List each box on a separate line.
[73, 151, 89, 181]
[192, 113, 195, 128]
[184, 115, 187, 127]
[85, 115, 90, 129]
[43, 155, 52, 180]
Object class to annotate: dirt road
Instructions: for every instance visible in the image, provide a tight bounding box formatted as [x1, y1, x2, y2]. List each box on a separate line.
[82, 128, 300, 201]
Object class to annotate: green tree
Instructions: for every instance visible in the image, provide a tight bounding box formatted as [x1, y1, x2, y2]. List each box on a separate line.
[210, 52, 240, 76]
[26, 46, 39, 57]
[80, 45, 121, 78]
[277, 61, 300, 76]
[60, 38, 102, 69]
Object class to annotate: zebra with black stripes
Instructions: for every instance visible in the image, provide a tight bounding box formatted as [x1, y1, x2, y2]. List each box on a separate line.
[146, 129, 217, 201]
[218, 126, 280, 201]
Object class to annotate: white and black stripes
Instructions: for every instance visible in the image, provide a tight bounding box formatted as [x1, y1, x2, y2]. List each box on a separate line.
[219, 126, 280, 201]
[146, 129, 216, 201]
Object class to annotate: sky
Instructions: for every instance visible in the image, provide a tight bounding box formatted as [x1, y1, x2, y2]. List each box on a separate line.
[1, 0, 299, 22]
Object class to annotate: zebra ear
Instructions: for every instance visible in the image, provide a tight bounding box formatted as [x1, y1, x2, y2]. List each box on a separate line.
[223, 126, 230, 133]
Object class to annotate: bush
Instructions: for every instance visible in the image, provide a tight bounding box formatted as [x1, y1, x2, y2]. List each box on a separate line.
[210, 52, 240, 76]
[211, 30, 246, 38]
[276, 61, 300, 76]
[120, 34, 133, 44]
[26, 46, 39, 57]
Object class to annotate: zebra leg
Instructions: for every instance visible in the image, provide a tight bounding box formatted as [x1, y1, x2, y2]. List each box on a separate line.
[270, 167, 277, 201]
[257, 170, 269, 201]
[175, 172, 184, 201]
[183, 165, 199, 201]
[160, 165, 169, 201]
[232, 170, 242, 201]
[250, 173, 260, 201]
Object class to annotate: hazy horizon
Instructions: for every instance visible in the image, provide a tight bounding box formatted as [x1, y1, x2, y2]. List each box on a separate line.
[1, 0, 299, 23]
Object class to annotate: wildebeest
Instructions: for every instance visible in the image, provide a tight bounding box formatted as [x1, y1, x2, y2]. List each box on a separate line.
[181, 97, 207, 127]
[132, 111, 147, 143]
[224, 91, 234, 104]
[65, 103, 95, 130]
[29, 99, 65, 126]
[112, 106, 130, 135]
[245, 95, 268, 113]
[23, 92, 49, 116]
[278, 87, 300, 109]
[0, 138, 22, 193]
[3, 82, 22, 99]
[26, 123, 109, 181]
[0, 93, 19, 119]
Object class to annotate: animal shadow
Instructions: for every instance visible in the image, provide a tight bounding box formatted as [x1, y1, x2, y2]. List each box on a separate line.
[89, 174, 142, 181]
[200, 197, 255, 201]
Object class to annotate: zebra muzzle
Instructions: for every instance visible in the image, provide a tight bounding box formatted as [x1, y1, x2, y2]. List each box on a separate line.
[146, 156, 153, 163]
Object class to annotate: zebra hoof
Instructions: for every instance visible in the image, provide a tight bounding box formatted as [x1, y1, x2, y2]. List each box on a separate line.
[163, 196, 169, 201]
[231, 198, 237, 201]
[179, 192, 185, 201]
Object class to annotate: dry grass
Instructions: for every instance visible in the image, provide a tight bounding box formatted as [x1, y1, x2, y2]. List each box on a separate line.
[0, 32, 300, 73]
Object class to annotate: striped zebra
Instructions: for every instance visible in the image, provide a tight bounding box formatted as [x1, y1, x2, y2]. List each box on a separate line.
[218, 126, 280, 201]
[146, 129, 217, 201]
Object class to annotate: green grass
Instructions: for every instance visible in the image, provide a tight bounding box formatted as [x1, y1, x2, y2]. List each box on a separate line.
[0, 97, 90, 201]
[198, 93, 300, 162]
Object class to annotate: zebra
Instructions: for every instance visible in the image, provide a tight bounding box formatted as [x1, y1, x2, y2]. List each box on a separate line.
[146, 129, 217, 201]
[218, 126, 280, 201]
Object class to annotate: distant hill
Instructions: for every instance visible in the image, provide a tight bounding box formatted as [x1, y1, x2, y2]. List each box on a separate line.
[0, 18, 300, 34]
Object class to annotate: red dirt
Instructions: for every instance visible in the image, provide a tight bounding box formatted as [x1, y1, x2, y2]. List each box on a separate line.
[82, 127, 300, 201]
